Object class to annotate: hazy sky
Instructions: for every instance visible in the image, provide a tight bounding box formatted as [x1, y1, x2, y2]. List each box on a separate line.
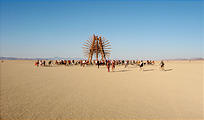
[0, 0, 203, 60]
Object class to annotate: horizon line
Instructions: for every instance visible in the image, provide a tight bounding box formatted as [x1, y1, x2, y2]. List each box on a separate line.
[1, 56, 203, 61]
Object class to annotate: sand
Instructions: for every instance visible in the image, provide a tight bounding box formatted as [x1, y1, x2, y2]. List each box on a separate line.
[0, 60, 203, 120]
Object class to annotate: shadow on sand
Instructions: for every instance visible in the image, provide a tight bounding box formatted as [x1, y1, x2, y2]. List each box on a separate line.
[164, 69, 173, 71]
[41, 65, 64, 67]
[128, 66, 137, 68]
[143, 69, 154, 71]
[114, 69, 132, 72]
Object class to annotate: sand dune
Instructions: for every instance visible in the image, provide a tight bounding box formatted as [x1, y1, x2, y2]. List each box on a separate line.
[0, 60, 203, 120]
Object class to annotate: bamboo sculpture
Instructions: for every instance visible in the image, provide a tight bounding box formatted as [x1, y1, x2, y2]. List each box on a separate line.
[83, 34, 111, 63]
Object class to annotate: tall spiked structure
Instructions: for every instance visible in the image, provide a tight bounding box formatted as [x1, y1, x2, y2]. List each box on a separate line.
[83, 34, 111, 62]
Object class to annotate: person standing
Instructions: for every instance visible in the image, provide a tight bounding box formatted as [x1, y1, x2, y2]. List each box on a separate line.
[48, 60, 52, 66]
[107, 60, 110, 72]
[97, 60, 100, 69]
[39, 60, 42, 66]
[35, 60, 39, 67]
[125, 60, 127, 68]
[112, 60, 115, 72]
[43, 60, 46, 66]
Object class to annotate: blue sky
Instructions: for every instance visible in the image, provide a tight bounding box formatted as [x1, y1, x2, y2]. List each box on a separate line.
[0, 0, 203, 60]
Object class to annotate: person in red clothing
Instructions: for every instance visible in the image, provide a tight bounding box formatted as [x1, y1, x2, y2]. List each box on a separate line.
[55, 60, 58, 65]
[35, 60, 39, 67]
[107, 60, 111, 72]
[68, 60, 71, 65]
[64, 60, 67, 65]
[112, 60, 115, 72]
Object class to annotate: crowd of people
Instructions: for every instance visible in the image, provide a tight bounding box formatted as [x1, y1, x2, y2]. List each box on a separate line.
[34, 59, 165, 72]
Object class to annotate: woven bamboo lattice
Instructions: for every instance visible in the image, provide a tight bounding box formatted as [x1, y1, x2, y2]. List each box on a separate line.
[82, 34, 111, 62]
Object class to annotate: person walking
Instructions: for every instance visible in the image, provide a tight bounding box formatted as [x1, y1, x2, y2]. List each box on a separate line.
[139, 60, 144, 71]
[160, 61, 165, 71]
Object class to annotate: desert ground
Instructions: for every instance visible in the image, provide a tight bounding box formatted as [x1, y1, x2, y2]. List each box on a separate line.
[0, 60, 203, 120]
